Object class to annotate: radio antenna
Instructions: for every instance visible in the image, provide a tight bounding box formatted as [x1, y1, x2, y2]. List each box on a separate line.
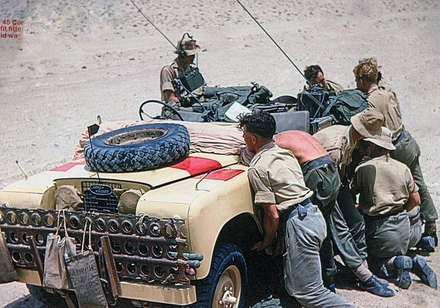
[235, 0, 306, 80]
[128, 0, 197, 65]
[128, 0, 177, 51]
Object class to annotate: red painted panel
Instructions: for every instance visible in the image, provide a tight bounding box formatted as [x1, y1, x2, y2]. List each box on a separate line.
[195, 169, 244, 181]
[171, 157, 222, 176]
[50, 161, 85, 172]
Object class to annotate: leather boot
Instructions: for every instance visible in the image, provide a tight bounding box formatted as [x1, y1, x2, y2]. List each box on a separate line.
[359, 275, 395, 297]
[417, 222, 438, 252]
[412, 256, 437, 289]
[394, 256, 412, 289]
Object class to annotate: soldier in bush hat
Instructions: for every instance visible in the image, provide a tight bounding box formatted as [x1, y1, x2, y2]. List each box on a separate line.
[354, 60, 438, 252]
[313, 109, 401, 297]
[314, 108, 384, 178]
[160, 33, 202, 104]
[352, 126, 436, 290]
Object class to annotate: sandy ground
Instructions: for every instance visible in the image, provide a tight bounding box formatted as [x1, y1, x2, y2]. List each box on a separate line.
[1, 0, 439, 307]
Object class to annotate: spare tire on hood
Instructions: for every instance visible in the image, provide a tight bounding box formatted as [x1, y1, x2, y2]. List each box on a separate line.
[84, 123, 190, 172]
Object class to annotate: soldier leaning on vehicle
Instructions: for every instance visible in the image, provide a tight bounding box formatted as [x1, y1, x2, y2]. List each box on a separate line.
[351, 127, 437, 290]
[274, 130, 395, 297]
[238, 111, 353, 308]
[354, 59, 438, 252]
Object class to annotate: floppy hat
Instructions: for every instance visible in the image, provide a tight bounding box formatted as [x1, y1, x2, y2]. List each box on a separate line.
[364, 126, 396, 150]
[175, 37, 201, 56]
[351, 108, 384, 138]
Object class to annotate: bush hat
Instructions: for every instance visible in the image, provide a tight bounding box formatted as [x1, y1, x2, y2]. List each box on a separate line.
[364, 126, 396, 151]
[175, 37, 201, 56]
[351, 108, 384, 138]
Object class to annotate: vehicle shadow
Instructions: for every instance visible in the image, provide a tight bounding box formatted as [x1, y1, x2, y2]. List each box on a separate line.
[245, 252, 301, 308]
[245, 252, 362, 308]
[5, 295, 45, 308]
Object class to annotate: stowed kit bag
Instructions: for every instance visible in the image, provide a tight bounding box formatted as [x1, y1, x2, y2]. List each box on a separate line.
[297, 86, 331, 120]
[297, 87, 369, 125]
[323, 89, 369, 125]
[195, 83, 273, 121]
[43, 210, 76, 290]
[0, 228, 19, 284]
[65, 220, 107, 308]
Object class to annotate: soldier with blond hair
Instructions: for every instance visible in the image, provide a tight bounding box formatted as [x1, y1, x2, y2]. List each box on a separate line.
[353, 60, 438, 252]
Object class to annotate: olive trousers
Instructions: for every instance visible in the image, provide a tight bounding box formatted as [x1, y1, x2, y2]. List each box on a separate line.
[303, 158, 365, 273]
[391, 129, 438, 224]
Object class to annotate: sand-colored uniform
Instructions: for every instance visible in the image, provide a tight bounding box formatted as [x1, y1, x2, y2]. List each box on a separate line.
[313, 125, 354, 176]
[313, 125, 368, 259]
[367, 85, 438, 224]
[367, 85, 403, 141]
[323, 78, 345, 95]
[160, 60, 187, 101]
[248, 143, 312, 210]
[352, 154, 417, 258]
[248, 142, 352, 308]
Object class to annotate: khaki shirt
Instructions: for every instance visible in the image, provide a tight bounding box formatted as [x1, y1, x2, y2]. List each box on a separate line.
[313, 125, 356, 177]
[248, 142, 312, 212]
[324, 78, 344, 95]
[160, 59, 194, 101]
[378, 80, 402, 110]
[352, 155, 418, 216]
[367, 85, 403, 141]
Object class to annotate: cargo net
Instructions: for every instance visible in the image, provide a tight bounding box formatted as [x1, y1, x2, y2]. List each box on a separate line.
[0, 208, 201, 286]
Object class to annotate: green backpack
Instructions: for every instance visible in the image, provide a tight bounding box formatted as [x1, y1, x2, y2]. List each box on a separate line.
[322, 89, 369, 125]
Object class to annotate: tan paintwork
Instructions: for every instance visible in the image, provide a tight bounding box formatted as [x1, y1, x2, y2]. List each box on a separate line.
[136, 163, 258, 279]
[0, 171, 56, 209]
[17, 269, 198, 305]
[0, 152, 262, 305]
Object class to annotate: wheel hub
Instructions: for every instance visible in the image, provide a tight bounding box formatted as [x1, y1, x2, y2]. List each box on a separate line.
[214, 265, 241, 308]
[219, 286, 237, 306]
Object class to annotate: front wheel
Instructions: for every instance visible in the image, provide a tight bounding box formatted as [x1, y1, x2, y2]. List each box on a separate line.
[193, 243, 247, 308]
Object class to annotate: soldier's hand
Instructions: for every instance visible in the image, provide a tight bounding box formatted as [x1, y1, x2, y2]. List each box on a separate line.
[251, 241, 266, 251]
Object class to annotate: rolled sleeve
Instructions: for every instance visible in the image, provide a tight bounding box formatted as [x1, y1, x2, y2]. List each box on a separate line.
[248, 168, 276, 204]
[160, 65, 176, 93]
[405, 169, 419, 194]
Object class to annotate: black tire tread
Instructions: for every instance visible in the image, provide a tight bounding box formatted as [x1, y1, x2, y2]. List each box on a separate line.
[84, 123, 190, 173]
[192, 243, 247, 308]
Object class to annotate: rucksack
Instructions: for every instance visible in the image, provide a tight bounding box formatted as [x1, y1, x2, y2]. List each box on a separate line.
[296, 86, 331, 120]
[192, 83, 273, 121]
[322, 89, 369, 125]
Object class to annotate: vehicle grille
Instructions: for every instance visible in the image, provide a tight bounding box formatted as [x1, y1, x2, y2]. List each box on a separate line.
[81, 181, 121, 213]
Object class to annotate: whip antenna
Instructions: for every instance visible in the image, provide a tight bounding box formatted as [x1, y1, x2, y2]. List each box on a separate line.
[128, 0, 178, 51]
[128, 0, 197, 65]
[236, 0, 306, 80]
